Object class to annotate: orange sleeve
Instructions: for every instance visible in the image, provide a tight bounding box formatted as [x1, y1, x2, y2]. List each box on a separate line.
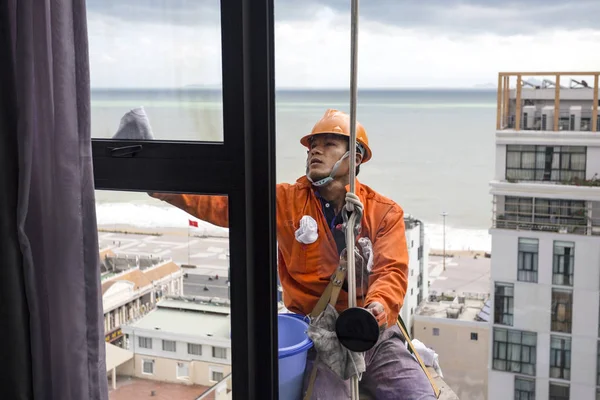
[149, 193, 230, 228]
[364, 206, 409, 328]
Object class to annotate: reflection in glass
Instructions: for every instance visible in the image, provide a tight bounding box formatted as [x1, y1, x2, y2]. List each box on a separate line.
[87, 1, 223, 141]
[97, 190, 231, 398]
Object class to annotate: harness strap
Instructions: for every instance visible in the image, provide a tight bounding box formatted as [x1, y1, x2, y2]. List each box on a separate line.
[303, 258, 348, 400]
[396, 318, 441, 399]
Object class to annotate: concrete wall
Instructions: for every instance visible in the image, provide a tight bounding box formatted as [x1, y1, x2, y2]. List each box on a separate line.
[489, 229, 600, 399]
[414, 317, 489, 400]
[128, 354, 232, 386]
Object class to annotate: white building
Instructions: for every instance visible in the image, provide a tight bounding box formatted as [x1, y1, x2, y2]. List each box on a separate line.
[120, 298, 232, 389]
[101, 258, 185, 346]
[401, 216, 430, 336]
[415, 293, 490, 400]
[489, 72, 600, 400]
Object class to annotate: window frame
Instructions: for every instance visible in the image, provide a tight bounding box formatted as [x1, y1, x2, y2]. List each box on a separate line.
[514, 376, 535, 400]
[551, 289, 573, 334]
[138, 336, 152, 349]
[142, 359, 154, 375]
[90, 0, 278, 397]
[505, 145, 586, 182]
[517, 238, 539, 283]
[492, 328, 537, 376]
[549, 335, 571, 381]
[549, 382, 570, 400]
[162, 339, 176, 353]
[494, 282, 514, 326]
[552, 241, 575, 286]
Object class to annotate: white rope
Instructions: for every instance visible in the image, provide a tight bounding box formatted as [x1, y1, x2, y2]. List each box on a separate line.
[347, 0, 360, 399]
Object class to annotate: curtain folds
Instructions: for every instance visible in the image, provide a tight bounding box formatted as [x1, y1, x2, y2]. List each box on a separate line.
[2, 0, 108, 399]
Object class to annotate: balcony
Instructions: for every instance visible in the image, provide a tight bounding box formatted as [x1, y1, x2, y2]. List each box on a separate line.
[491, 195, 600, 236]
[496, 72, 600, 133]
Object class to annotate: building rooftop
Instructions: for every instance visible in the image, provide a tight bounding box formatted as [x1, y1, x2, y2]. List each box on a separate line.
[416, 296, 488, 322]
[101, 260, 182, 294]
[129, 298, 231, 340]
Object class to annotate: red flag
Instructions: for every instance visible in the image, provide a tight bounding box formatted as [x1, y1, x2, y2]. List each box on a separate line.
[188, 220, 198, 228]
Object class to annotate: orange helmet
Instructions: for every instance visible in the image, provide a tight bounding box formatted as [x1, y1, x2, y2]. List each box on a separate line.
[300, 109, 372, 163]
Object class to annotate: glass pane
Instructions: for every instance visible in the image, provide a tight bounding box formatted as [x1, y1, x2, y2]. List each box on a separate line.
[98, 190, 233, 397]
[87, 1, 223, 141]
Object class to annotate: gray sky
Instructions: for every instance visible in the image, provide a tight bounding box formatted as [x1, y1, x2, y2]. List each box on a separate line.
[87, 0, 600, 88]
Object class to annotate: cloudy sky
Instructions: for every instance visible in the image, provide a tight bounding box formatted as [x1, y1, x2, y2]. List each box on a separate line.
[87, 0, 600, 88]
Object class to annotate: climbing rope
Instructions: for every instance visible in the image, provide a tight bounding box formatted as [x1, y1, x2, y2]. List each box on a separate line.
[346, 0, 361, 399]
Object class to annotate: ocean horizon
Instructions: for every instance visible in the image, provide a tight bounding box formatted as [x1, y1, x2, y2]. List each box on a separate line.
[93, 87, 496, 251]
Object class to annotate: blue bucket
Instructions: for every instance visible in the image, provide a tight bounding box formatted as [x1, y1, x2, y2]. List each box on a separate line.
[278, 314, 313, 400]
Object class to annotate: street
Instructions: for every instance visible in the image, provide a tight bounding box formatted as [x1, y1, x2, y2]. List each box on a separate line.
[98, 229, 230, 298]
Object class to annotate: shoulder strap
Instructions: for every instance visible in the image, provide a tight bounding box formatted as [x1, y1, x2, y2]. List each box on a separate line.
[396, 317, 441, 399]
[303, 259, 348, 400]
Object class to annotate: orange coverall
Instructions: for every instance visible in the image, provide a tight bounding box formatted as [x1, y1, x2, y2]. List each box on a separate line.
[151, 175, 408, 328]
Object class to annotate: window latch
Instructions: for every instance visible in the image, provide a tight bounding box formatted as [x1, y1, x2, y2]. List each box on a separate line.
[109, 145, 143, 158]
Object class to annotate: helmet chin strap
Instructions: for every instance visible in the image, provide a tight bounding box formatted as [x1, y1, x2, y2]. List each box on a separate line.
[306, 151, 350, 187]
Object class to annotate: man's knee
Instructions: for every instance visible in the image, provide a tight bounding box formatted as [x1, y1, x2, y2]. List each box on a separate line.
[361, 330, 437, 400]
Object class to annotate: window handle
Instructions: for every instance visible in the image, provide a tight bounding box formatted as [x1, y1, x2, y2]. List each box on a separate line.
[109, 145, 143, 158]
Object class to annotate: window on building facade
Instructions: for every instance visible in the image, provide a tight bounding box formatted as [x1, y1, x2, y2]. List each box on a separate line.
[138, 336, 152, 349]
[549, 335, 571, 380]
[549, 382, 570, 400]
[433, 328, 440, 336]
[518, 238, 539, 282]
[494, 282, 514, 326]
[551, 289, 573, 334]
[514, 376, 535, 400]
[534, 199, 586, 233]
[176, 362, 189, 379]
[213, 347, 227, 359]
[505, 145, 586, 182]
[162, 340, 176, 352]
[471, 332, 478, 341]
[212, 370, 225, 382]
[501, 197, 587, 234]
[553, 241, 575, 286]
[142, 359, 154, 375]
[188, 343, 202, 356]
[492, 328, 536, 376]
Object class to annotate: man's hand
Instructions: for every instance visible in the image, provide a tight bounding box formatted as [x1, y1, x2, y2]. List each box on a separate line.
[366, 302, 387, 331]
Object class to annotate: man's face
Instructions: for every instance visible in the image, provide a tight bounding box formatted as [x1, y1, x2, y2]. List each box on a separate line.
[306, 134, 349, 181]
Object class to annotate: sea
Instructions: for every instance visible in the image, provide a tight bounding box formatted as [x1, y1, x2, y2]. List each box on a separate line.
[92, 88, 496, 251]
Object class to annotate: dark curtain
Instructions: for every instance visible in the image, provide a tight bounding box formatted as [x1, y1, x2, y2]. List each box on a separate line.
[1, 1, 108, 399]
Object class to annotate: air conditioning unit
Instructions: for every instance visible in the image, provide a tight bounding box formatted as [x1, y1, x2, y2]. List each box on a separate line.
[568, 106, 581, 131]
[446, 308, 460, 319]
[541, 106, 554, 131]
[522, 105, 536, 130]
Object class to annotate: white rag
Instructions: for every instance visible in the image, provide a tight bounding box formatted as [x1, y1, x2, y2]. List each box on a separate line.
[112, 107, 155, 140]
[411, 339, 444, 378]
[306, 304, 366, 381]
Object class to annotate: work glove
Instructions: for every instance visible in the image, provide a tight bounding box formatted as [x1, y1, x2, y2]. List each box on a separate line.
[340, 237, 372, 300]
[365, 301, 387, 331]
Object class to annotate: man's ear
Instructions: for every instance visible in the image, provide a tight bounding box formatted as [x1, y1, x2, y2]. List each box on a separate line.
[355, 152, 363, 165]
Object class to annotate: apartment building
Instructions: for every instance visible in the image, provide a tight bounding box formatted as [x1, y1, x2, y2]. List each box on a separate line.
[401, 216, 430, 335]
[102, 258, 185, 346]
[119, 298, 232, 388]
[489, 72, 600, 400]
